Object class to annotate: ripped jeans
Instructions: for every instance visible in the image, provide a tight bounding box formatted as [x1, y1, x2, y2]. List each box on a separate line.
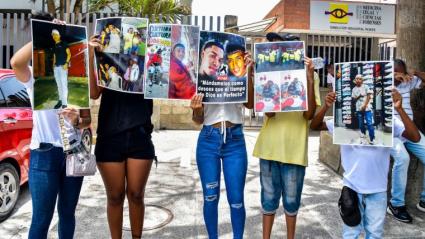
[196, 124, 248, 239]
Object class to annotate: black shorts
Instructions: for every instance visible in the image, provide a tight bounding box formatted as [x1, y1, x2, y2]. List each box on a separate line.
[95, 125, 155, 162]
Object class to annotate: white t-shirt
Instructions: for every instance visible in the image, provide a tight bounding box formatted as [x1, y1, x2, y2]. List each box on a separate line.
[326, 117, 406, 194]
[23, 77, 62, 149]
[352, 84, 373, 112]
[203, 104, 244, 126]
[327, 73, 334, 86]
[395, 76, 422, 120]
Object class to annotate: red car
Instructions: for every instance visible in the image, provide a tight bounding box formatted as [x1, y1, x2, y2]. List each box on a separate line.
[0, 69, 92, 222]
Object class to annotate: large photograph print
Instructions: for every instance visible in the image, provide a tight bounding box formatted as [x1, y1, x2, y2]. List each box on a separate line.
[95, 17, 148, 93]
[144, 24, 200, 100]
[197, 31, 247, 103]
[32, 19, 89, 110]
[334, 61, 394, 147]
[254, 41, 307, 112]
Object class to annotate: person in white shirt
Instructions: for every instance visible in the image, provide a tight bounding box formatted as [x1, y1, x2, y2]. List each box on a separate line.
[189, 52, 253, 239]
[10, 15, 91, 239]
[311, 90, 421, 239]
[352, 74, 375, 144]
[387, 59, 425, 223]
[327, 63, 335, 90]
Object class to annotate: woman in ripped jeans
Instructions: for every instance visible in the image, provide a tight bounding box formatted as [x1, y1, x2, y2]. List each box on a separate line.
[190, 42, 253, 239]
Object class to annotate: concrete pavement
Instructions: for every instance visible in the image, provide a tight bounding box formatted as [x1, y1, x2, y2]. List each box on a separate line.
[1, 130, 425, 238]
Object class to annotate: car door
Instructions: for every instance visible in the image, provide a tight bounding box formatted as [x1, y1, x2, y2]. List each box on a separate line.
[0, 75, 32, 184]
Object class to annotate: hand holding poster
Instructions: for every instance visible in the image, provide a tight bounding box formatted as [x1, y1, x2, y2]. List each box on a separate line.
[197, 31, 247, 104]
[254, 41, 307, 112]
[94, 17, 148, 94]
[144, 24, 200, 100]
[31, 19, 89, 110]
[333, 61, 394, 147]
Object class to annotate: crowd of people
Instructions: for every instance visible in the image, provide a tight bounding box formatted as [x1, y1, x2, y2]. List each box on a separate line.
[8, 14, 425, 239]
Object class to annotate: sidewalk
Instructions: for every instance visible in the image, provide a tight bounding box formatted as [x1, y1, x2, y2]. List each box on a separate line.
[1, 130, 425, 238]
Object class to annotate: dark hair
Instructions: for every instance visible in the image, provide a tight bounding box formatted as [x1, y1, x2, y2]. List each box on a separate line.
[226, 44, 245, 55]
[202, 40, 224, 52]
[25, 11, 54, 29]
[394, 58, 407, 74]
[173, 43, 185, 51]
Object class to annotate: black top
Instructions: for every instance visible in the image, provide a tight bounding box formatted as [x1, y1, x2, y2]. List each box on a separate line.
[53, 41, 68, 66]
[97, 88, 153, 137]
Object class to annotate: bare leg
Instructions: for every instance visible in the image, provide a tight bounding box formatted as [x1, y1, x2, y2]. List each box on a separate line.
[97, 162, 126, 239]
[285, 214, 297, 239]
[126, 158, 153, 238]
[262, 214, 275, 239]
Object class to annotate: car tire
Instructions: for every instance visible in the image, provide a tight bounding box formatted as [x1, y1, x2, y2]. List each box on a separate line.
[81, 129, 92, 153]
[0, 162, 20, 222]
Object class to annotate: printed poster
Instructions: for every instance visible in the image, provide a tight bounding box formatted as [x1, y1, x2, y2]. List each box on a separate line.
[197, 31, 247, 103]
[334, 61, 394, 147]
[254, 41, 307, 112]
[94, 17, 148, 93]
[144, 24, 200, 100]
[31, 19, 89, 110]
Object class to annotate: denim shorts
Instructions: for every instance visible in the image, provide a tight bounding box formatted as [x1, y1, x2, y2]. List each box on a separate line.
[260, 159, 306, 216]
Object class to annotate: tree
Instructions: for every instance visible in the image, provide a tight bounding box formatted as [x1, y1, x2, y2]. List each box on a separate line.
[396, 0, 425, 134]
[32, 0, 85, 16]
[89, 0, 190, 20]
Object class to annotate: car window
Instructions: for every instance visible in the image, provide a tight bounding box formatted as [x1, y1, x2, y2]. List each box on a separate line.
[0, 85, 6, 107]
[0, 76, 31, 108]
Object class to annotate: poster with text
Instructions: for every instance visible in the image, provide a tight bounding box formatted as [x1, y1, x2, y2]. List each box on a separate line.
[144, 24, 200, 100]
[333, 61, 394, 147]
[94, 17, 148, 93]
[31, 19, 89, 110]
[254, 41, 307, 112]
[197, 31, 247, 103]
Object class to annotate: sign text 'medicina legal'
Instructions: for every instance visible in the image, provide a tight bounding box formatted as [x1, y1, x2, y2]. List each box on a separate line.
[310, 1, 395, 35]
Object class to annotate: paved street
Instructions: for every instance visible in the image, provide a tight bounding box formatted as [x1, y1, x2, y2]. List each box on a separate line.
[1, 130, 425, 238]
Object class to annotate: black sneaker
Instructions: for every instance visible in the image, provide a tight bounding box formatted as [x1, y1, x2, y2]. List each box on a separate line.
[54, 100, 62, 109]
[387, 203, 413, 223]
[417, 200, 425, 213]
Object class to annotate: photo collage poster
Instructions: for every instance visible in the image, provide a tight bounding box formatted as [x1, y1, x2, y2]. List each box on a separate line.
[94, 17, 148, 94]
[333, 61, 394, 147]
[197, 31, 247, 103]
[254, 41, 307, 112]
[31, 19, 89, 110]
[144, 24, 200, 100]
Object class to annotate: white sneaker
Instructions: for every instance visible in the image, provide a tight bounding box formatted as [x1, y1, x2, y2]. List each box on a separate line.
[360, 132, 366, 138]
[384, 85, 392, 91]
[369, 139, 376, 145]
[363, 75, 373, 80]
[363, 64, 374, 69]
[363, 69, 373, 75]
[384, 73, 393, 79]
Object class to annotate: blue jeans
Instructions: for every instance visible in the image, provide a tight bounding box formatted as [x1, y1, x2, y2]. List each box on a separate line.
[356, 111, 374, 141]
[390, 132, 425, 206]
[196, 125, 247, 239]
[28, 143, 84, 239]
[343, 191, 387, 239]
[259, 159, 305, 216]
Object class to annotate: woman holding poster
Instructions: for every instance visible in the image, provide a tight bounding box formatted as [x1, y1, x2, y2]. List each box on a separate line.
[11, 15, 92, 238]
[190, 47, 253, 239]
[89, 35, 155, 239]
